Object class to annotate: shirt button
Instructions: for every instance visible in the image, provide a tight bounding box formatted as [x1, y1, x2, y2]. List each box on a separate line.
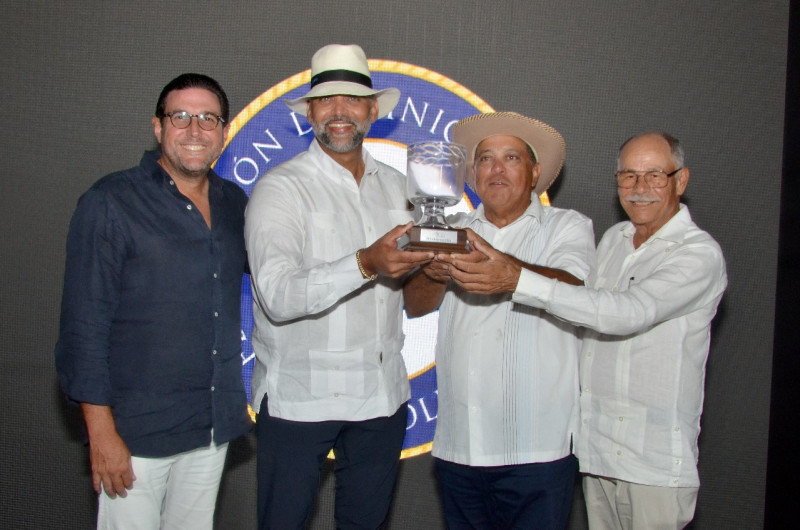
[675, 459, 681, 465]
[211, 386, 215, 391]
[583, 419, 589, 424]
[214, 312, 219, 317]
[674, 425, 681, 432]
[212, 350, 217, 355]
[584, 387, 590, 393]
[334, 393, 340, 398]
[672, 478, 679, 485]
[213, 273, 218, 279]
[169, 180, 175, 186]
[187, 204, 193, 210]
[617, 450, 622, 456]
[586, 351, 593, 357]
[618, 417, 624, 422]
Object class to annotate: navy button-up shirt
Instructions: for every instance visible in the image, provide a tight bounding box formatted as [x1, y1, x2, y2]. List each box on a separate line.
[55, 151, 252, 457]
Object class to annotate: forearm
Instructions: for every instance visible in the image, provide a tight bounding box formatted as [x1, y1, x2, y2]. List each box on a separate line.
[250, 253, 367, 322]
[403, 269, 447, 317]
[81, 403, 119, 441]
[515, 259, 584, 286]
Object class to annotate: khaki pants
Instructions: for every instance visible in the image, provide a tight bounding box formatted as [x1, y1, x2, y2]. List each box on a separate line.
[583, 474, 698, 530]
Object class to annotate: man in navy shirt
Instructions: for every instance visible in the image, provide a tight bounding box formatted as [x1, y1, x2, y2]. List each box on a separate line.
[55, 73, 251, 529]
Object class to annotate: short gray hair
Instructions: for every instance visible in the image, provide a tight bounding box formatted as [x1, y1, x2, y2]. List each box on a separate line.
[616, 132, 684, 170]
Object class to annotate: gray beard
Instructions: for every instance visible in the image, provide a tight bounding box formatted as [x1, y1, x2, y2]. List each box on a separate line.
[311, 116, 370, 153]
[315, 129, 366, 153]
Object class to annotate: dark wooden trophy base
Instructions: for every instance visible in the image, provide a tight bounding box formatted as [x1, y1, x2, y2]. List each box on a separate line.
[397, 225, 470, 253]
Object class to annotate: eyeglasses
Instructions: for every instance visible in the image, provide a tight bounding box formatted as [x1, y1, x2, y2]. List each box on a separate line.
[163, 111, 225, 131]
[615, 168, 683, 189]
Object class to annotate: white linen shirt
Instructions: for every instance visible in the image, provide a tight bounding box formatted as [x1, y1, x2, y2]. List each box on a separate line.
[245, 140, 413, 422]
[513, 204, 727, 487]
[432, 197, 596, 466]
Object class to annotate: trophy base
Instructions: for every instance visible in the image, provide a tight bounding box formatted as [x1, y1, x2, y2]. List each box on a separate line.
[397, 226, 470, 253]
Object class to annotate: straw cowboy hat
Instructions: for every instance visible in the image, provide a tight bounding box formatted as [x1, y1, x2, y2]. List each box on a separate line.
[285, 44, 401, 119]
[452, 111, 566, 195]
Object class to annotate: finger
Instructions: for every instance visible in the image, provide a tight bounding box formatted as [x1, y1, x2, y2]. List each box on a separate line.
[423, 267, 450, 282]
[100, 476, 117, 499]
[450, 257, 486, 274]
[112, 474, 129, 498]
[397, 249, 434, 264]
[469, 237, 497, 258]
[123, 465, 136, 489]
[91, 471, 102, 495]
[388, 222, 414, 238]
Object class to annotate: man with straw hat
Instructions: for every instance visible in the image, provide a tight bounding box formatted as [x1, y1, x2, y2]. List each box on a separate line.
[406, 111, 595, 529]
[245, 44, 433, 529]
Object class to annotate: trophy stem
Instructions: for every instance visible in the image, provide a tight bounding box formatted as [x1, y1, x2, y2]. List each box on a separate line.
[417, 199, 449, 228]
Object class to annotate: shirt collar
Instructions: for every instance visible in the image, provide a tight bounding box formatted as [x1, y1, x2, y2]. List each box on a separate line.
[308, 139, 380, 186]
[141, 150, 221, 193]
[463, 190, 545, 229]
[621, 203, 692, 245]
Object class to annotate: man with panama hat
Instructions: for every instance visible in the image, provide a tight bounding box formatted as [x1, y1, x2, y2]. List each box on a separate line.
[406, 111, 596, 529]
[245, 44, 433, 529]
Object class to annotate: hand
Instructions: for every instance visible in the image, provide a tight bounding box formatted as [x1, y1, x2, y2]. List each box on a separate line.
[421, 258, 452, 283]
[81, 404, 136, 498]
[88, 430, 136, 498]
[359, 222, 434, 279]
[443, 228, 522, 294]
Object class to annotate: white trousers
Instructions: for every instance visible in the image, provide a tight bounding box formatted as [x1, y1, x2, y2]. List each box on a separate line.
[97, 441, 229, 530]
[583, 474, 698, 530]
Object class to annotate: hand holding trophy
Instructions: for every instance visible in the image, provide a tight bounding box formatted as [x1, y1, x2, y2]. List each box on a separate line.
[397, 141, 470, 252]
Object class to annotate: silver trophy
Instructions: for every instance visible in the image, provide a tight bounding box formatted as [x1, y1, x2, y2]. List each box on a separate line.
[397, 141, 469, 252]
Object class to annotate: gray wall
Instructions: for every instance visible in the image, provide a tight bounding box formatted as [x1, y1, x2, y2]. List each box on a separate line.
[0, 1, 788, 528]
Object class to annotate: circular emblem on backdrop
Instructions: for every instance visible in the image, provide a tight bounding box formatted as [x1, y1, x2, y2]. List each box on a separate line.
[215, 61, 493, 458]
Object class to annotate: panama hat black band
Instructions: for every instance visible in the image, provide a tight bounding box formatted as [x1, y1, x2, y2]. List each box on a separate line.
[311, 69, 372, 89]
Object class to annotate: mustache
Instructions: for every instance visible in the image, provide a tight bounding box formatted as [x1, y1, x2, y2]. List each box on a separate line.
[322, 116, 358, 127]
[624, 193, 661, 203]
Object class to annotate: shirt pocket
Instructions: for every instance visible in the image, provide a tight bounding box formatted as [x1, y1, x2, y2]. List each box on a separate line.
[370, 208, 412, 237]
[308, 347, 378, 399]
[308, 212, 343, 259]
[597, 401, 647, 458]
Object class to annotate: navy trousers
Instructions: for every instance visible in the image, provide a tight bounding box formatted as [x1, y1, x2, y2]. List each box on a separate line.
[256, 395, 408, 530]
[435, 454, 578, 530]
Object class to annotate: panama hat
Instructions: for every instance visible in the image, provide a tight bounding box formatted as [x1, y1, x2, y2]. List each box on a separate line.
[452, 112, 566, 195]
[284, 44, 401, 119]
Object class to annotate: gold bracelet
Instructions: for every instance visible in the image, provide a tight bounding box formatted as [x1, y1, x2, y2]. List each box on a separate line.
[356, 249, 377, 281]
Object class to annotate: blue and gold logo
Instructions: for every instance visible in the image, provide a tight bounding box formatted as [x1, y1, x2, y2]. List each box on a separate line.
[216, 61, 493, 458]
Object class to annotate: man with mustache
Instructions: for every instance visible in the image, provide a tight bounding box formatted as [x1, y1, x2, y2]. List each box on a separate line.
[55, 73, 252, 529]
[446, 132, 728, 528]
[405, 112, 596, 529]
[245, 44, 432, 529]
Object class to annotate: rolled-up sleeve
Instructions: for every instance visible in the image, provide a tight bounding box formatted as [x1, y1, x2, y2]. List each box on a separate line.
[55, 189, 126, 405]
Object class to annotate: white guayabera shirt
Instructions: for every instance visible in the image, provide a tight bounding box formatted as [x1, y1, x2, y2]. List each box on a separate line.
[245, 140, 412, 422]
[433, 196, 596, 466]
[513, 204, 728, 487]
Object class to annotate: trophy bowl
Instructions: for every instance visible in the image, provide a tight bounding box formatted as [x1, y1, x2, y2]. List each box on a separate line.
[397, 141, 470, 252]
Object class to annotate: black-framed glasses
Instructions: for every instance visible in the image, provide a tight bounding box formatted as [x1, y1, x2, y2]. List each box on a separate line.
[164, 111, 225, 131]
[615, 168, 683, 189]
